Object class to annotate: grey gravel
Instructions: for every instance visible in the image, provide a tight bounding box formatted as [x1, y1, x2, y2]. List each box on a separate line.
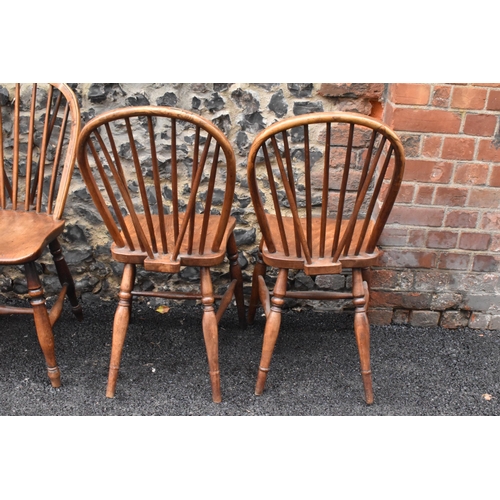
[0, 299, 499, 416]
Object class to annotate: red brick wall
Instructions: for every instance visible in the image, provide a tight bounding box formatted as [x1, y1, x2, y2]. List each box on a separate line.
[370, 83, 500, 329]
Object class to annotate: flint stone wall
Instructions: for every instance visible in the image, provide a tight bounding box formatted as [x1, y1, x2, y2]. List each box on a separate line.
[1, 82, 499, 330]
[0, 83, 380, 311]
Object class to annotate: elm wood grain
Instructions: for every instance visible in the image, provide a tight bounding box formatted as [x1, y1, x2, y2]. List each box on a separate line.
[247, 111, 405, 404]
[110, 213, 237, 271]
[0, 211, 65, 263]
[0, 83, 82, 388]
[77, 105, 246, 403]
[260, 215, 380, 273]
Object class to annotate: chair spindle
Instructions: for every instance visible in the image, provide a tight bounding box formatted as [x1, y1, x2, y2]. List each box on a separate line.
[319, 122, 331, 258]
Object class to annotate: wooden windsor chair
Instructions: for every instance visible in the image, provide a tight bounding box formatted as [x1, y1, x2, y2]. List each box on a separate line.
[76, 105, 246, 403]
[247, 111, 405, 404]
[0, 83, 82, 388]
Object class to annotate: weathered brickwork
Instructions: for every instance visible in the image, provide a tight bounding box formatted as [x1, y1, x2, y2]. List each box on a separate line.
[0, 83, 499, 329]
[375, 83, 500, 329]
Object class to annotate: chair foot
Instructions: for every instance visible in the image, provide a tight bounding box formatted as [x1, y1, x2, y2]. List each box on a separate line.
[106, 366, 119, 398]
[362, 370, 374, 404]
[209, 370, 221, 403]
[72, 303, 84, 322]
[255, 367, 269, 395]
[47, 365, 61, 388]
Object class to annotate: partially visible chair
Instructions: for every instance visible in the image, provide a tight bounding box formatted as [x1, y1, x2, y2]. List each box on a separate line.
[76, 105, 246, 403]
[247, 111, 405, 404]
[0, 83, 82, 387]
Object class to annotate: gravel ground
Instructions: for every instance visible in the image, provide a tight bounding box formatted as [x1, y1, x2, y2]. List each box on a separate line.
[0, 298, 499, 416]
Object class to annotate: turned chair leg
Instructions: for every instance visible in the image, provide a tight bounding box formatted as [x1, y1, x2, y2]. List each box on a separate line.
[247, 249, 266, 325]
[24, 261, 61, 388]
[353, 268, 374, 404]
[227, 232, 246, 329]
[255, 267, 288, 396]
[200, 267, 221, 403]
[49, 238, 83, 322]
[106, 263, 136, 398]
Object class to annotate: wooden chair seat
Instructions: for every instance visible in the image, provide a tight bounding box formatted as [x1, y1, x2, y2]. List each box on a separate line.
[260, 215, 380, 273]
[111, 214, 237, 272]
[0, 211, 65, 264]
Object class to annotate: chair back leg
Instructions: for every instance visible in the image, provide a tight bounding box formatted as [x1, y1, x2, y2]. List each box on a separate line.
[255, 267, 288, 395]
[247, 249, 266, 325]
[49, 238, 83, 321]
[200, 267, 221, 403]
[106, 263, 136, 398]
[226, 233, 246, 329]
[353, 268, 374, 404]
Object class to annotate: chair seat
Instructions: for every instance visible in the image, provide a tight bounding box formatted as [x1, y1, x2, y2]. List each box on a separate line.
[261, 215, 381, 274]
[111, 213, 237, 272]
[0, 210, 65, 264]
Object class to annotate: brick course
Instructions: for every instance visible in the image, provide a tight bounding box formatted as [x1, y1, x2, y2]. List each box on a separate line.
[377, 83, 500, 329]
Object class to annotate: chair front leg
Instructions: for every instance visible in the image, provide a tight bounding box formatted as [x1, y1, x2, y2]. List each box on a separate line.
[353, 268, 374, 404]
[200, 267, 221, 403]
[25, 261, 61, 388]
[226, 232, 246, 328]
[106, 263, 136, 398]
[255, 267, 288, 396]
[49, 238, 83, 321]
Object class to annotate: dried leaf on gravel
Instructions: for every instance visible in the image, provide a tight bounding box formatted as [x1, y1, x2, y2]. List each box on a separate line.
[155, 305, 170, 314]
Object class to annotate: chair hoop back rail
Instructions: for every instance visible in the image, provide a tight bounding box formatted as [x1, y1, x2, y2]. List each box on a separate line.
[246, 111, 405, 404]
[0, 83, 82, 388]
[76, 105, 246, 403]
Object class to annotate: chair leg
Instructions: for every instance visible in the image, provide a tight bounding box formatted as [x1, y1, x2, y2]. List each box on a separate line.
[200, 267, 221, 403]
[247, 248, 266, 325]
[255, 267, 288, 396]
[353, 268, 374, 404]
[24, 261, 61, 388]
[226, 232, 246, 328]
[106, 263, 136, 398]
[49, 238, 83, 322]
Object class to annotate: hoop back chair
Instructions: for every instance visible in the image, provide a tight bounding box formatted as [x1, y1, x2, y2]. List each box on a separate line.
[76, 106, 246, 403]
[247, 111, 405, 404]
[0, 83, 82, 388]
